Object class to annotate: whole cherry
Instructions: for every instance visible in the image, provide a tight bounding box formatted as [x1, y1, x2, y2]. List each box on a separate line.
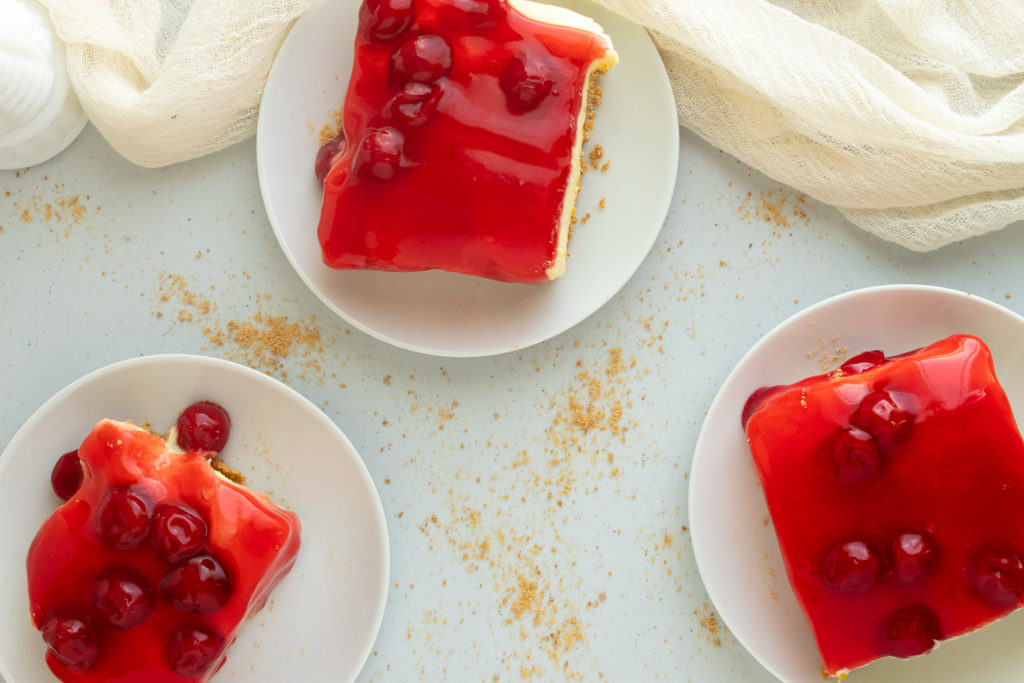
[831, 427, 884, 486]
[965, 545, 1024, 607]
[383, 82, 442, 127]
[358, 0, 414, 41]
[884, 605, 941, 658]
[89, 571, 155, 629]
[315, 135, 347, 185]
[152, 504, 208, 564]
[161, 555, 233, 614]
[40, 608, 100, 672]
[500, 48, 556, 114]
[389, 34, 452, 84]
[890, 532, 940, 584]
[851, 389, 913, 448]
[95, 486, 152, 550]
[820, 539, 883, 593]
[167, 625, 225, 677]
[839, 350, 887, 376]
[353, 127, 406, 182]
[51, 450, 83, 500]
[176, 400, 231, 454]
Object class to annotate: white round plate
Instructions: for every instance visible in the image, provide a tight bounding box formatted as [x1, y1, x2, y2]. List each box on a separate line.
[257, 0, 678, 357]
[0, 355, 389, 683]
[689, 285, 1024, 682]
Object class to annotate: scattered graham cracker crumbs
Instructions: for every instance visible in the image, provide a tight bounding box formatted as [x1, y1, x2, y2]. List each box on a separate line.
[421, 346, 642, 680]
[695, 604, 722, 648]
[151, 273, 334, 385]
[735, 189, 810, 236]
[211, 458, 246, 485]
[318, 107, 345, 145]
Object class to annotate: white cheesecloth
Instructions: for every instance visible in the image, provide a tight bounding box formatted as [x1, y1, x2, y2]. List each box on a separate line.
[35, 0, 1024, 250]
[595, 0, 1024, 250]
[37, 0, 314, 168]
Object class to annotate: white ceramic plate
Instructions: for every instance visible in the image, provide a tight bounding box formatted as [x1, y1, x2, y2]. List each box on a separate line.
[689, 285, 1024, 683]
[0, 355, 389, 683]
[257, 0, 678, 357]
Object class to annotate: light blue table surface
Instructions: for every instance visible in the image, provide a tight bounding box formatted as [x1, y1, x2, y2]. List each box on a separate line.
[3, 123, 1022, 682]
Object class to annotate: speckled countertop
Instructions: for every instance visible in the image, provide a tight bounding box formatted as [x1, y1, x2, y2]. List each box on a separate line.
[3, 124, 1023, 682]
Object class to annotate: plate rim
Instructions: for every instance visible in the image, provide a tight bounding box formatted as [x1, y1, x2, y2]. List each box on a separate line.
[255, 0, 680, 357]
[0, 353, 390, 683]
[688, 283, 1024, 682]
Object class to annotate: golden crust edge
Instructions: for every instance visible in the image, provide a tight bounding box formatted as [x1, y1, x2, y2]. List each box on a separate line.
[546, 48, 619, 281]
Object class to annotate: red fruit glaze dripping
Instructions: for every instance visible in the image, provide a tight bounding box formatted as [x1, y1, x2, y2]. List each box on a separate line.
[744, 335, 1024, 674]
[27, 420, 301, 682]
[317, 0, 614, 283]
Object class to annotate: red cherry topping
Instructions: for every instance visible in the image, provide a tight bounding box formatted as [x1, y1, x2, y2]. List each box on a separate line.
[176, 400, 231, 453]
[40, 608, 100, 672]
[840, 350, 886, 375]
[740, 386, 782, 429]
[353, 127, 406, 182]
[95, 486, 152, 550]
[389, 34, 452, 84]
[358, 0, 414, 41]
[315, 135, 347, 185]
[851, 389, 913, 447]
[884, 605, 941, 658]
[167, 625, 225, 677]
[831, 427, 884, 486]
[965, 545, 1024, 607]
[890, 532, 939, 584]
[161, 555, 233, 614]
[437, 0, 504, 30]
[820, 540, 883, 593]
[500, 48, 555, 114]
[383, 82, 442, 127]
[152, 504, 208, 564]
[51, 450, 83, 500]
[89, 571, 155, 629]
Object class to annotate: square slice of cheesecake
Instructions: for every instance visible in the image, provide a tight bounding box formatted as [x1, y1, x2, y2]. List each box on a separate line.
[316, 0, 618, 283]
[743, 334, 1024, 676]
[27, 420, 301, 682]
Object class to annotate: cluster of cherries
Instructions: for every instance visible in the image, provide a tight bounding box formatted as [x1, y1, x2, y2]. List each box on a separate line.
[817, 350, 1024, 655]
[43, 401, 234, 676]
[315, 0, 558, 185]
[819, 533, 1024, 656]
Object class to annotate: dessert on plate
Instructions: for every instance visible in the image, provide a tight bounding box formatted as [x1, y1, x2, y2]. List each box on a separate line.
[27, 402, 301, 682]
[743, 334, 1024, 676]
[316, 0, 618, 283]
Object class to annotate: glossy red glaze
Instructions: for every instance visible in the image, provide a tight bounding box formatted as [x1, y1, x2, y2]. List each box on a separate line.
[27, 420, 301, 682]
[318, 0, 613, 283]
[744, 334, 1024, 674]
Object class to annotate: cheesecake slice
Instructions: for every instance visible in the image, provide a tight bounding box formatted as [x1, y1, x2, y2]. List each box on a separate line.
[27, 419, 301, 682]
[316, 0, 618, 283]
[744, 335, 1024, 676]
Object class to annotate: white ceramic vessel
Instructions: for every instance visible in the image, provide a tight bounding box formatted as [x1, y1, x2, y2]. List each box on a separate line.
[0, 0, 87, 169]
